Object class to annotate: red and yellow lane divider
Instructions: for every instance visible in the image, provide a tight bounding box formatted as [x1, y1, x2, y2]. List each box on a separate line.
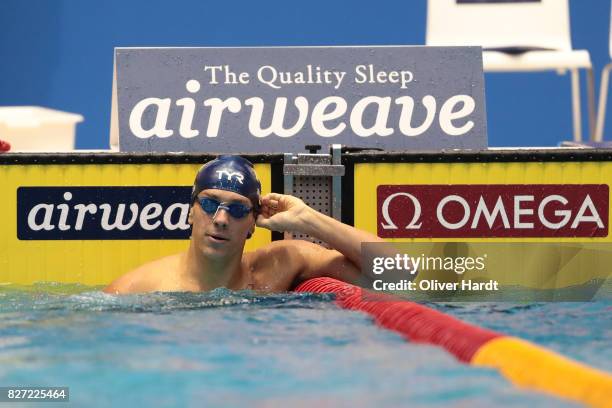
[294, 277, 612, 408]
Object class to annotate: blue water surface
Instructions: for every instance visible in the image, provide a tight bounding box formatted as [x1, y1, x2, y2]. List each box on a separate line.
[0, 283, 609, 407]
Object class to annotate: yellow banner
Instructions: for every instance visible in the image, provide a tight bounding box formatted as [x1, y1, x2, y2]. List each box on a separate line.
[354, 161, 612, 242]
[354, 161, 612, 288]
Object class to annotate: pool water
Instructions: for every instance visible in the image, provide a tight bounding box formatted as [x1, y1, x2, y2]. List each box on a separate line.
[0, 283, 609, 407]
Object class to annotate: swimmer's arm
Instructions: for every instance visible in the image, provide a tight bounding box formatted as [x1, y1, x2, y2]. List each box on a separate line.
[103, 270, 151, 294]
[258, 193, 384, 272]
[103, 253, 182, 294]
[102, 263, 160, 294]
[291, 240, 367, 286]
[258, 194, 415, 284]
[103, 278, 129, 294]
[103, 274, 136, 294]
[298, 207, 383, 270]
[300, 213, 415, 281]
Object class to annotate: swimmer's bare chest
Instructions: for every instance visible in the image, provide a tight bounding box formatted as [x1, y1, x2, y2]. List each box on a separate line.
[147, 264, 296, 294]
[233, 260, 299, 292]
[233, 249, 302, 292]
[137, 244, 304, 294]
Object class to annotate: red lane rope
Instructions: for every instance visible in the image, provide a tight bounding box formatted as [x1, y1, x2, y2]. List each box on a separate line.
[294, 277, 502, 362]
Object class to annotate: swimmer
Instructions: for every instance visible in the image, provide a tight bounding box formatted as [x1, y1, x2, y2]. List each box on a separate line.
[104, 155, 384, 294]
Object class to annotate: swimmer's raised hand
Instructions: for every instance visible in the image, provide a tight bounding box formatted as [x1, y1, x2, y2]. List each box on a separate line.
[256, 193, 310, 233]
[257, 192, 384, 276]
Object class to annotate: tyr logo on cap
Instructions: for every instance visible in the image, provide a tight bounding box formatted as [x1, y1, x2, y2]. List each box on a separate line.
[216, 169, 244, 184]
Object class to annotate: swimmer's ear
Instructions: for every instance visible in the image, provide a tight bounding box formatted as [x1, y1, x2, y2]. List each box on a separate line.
[188, 206, 194, 225]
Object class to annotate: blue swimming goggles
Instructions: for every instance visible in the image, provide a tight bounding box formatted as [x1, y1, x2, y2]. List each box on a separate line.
[198, 197, 253, 219]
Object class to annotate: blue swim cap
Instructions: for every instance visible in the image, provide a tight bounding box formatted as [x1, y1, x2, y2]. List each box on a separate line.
[191, 155, 261, 211]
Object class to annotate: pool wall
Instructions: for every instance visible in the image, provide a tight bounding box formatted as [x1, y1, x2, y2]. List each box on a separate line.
[1, 149, 611, 285]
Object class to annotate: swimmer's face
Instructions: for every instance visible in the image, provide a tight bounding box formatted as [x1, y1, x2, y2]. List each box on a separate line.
[189, 189, 256, 258]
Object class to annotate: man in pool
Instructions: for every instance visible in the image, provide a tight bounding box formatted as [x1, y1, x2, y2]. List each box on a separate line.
[104, 155, 385, 294]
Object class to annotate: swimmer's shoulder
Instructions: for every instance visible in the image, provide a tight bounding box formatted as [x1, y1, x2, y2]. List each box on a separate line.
[103, 253, 183, 295]
[247, 239, 327, 272]
[242, 240, 320, 290]
[248, 239, 361, 287]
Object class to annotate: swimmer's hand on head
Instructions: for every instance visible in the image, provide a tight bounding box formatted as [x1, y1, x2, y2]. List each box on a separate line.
[256, 193, 309, 233]
[254, 192, 411, 284]
[255, 191, 385, 269]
